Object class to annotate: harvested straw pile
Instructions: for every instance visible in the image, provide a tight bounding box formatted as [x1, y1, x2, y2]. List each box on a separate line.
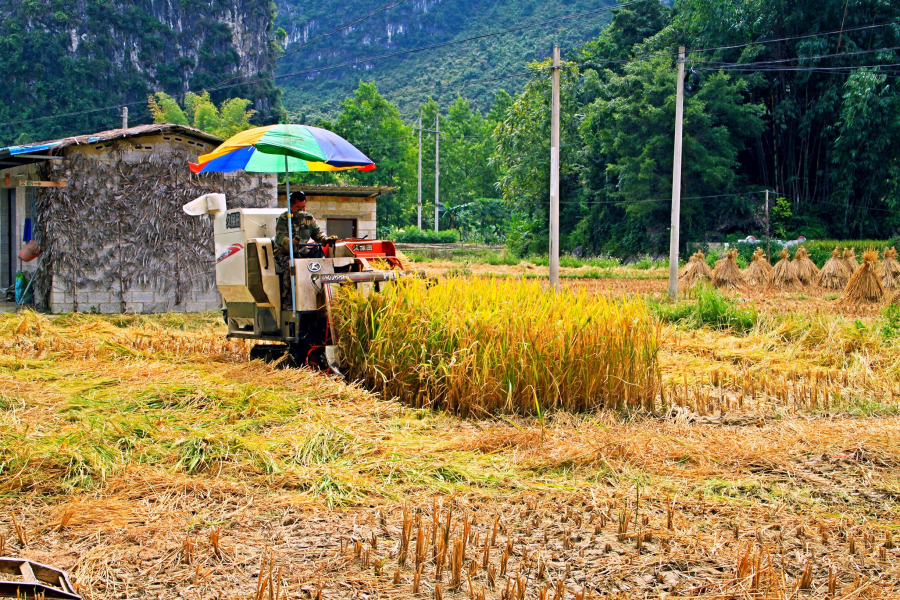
[880, 247, 900, 290]
[817, 248, 851, 290]
[841, 249, 885, 304]
[743, 248, 772, 288]
[678, 251, 712, 288]
[791, 247, 819, 285]
[711, 249, 747, 292]
[842, 248, 859, 274]
[334, 278, 661, 416]
[769, 248, 802, 291]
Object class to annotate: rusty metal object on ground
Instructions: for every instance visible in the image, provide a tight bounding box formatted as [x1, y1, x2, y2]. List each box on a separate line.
[0, 557, 80, 599]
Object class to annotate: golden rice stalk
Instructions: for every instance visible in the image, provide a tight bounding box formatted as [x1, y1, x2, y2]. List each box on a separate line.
[841, 249, 885, 304]
[743, 248, 772, 288]
[817, 248, 851, 290]
[769, 248, 802, 291]
[792, 247, 820, 286]
[842, 248, 859, 274]
[678, 251, 712, 289]
[333, 278, 661, 416]
[711, 249, 747, 292]
[879, 246, 900, 290]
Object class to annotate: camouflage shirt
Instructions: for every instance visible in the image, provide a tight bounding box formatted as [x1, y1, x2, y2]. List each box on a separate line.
[274, 210, 327, 254]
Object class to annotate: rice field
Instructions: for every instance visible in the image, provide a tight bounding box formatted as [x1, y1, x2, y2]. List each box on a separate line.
[333, 278, 660, 416]
[1, 261, 900, 599]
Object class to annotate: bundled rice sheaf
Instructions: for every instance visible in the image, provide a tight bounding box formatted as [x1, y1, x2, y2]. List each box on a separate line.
[743, 247, 772, 288]
[711, 249, 747, 292]
[879, 247, 900, 290]
[818, 248, 852, 290]
[792, 247, 820, 286]
[841, 249, 885, 304]
[769, 248, 802, 291]
[333, 278, 661, 416]
[678, 251, 712, 288]
[842, 248, 860, 274]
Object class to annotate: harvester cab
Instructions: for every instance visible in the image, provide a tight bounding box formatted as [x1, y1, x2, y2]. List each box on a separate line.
[184, 193, 409, 372]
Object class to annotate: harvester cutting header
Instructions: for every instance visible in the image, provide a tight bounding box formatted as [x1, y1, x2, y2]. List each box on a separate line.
[185, 124, 414, 372]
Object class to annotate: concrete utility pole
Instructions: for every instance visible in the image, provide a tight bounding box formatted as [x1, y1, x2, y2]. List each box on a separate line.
[122, 106, 128, 129]
[417, 108, 423, 229]
[549, 45, 561, 290]
[667, 46, 686, 300]
[765, 189, 771, 261]
[434, 109, 440, 232]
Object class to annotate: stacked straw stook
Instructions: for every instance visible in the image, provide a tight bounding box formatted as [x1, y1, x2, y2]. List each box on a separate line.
[711, 249, 747, 292]
[744, 247, 772, 288]
[879, 247, 900, 290]
[769, 248, 802, 291]
[841, 249, 885, 304]
[792, 247, 819, 286]
[818, 247, 851, 290]
[679, 250, 712, 289]
[842, 248, 859, 274]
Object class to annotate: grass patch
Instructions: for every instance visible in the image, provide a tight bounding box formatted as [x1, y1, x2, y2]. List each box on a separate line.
[652, 286, 760, 334]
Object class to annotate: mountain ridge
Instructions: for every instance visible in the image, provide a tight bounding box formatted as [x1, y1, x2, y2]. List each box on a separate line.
[273, 0, 616, 120]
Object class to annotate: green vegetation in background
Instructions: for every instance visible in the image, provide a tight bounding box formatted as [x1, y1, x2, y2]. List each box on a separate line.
[149, 92, 256, 139]
[389, 227, 460, 244]
[652, 286, 760, 334]
[0, 0, 282, 145]
[274, 0, 612, 122]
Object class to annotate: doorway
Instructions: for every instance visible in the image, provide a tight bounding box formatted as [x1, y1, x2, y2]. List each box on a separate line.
[327, 218, 358, 240]
[1, 188, 13, 289]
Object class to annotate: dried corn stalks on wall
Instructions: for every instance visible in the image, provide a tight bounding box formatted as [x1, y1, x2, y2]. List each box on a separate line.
[33, 145, 275, 312]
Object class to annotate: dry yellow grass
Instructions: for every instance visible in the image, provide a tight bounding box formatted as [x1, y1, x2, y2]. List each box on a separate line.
[2, 280, 900, 599]
[842, 249, 886, 304]
[743, 247, 772, 288]
[818, 247, 852, 289]
[711, 249, 747, 292]
[769, 248, 802, 291]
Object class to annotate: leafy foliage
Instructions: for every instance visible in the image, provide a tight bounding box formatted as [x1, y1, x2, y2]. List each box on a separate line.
[149, 92, 256, 138]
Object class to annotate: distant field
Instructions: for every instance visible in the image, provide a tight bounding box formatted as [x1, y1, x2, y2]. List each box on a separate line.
[1, 268, 899, 598]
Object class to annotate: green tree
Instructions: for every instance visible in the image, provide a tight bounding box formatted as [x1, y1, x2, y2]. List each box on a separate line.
[441, 96, 501, 205]
[321, 82, 417, 231]
[581, 56, 764, 252]
[148, 92, 255, 138]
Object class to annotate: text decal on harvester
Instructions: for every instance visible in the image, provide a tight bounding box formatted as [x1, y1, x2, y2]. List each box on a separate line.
[216, 243, 243, 264]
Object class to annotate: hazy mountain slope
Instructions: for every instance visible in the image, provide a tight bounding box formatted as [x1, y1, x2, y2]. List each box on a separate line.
[274, 0, 615, 120]
[0, 0, 281, 145]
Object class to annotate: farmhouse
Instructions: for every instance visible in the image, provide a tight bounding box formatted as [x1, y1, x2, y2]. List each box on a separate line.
[0, 124, 276, 314]
[1, 125, 391, 314]
[276, 184, 395, 241]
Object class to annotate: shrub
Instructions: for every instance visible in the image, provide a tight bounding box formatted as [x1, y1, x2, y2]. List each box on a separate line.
[389, 226, 460, 244]
[334, 278, 661, 416]
[653, 286, 760, 334]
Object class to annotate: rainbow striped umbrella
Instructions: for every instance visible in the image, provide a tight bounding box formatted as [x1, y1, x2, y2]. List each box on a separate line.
[189, 124, 375, 174]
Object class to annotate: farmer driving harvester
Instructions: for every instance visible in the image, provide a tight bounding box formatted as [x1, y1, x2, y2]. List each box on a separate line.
[274, 191, 337, 309]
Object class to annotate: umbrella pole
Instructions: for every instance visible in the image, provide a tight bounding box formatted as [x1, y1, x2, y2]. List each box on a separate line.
[285, 155, 299, 340]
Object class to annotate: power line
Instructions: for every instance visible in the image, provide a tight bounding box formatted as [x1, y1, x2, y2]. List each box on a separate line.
[694, 45, 900, 67]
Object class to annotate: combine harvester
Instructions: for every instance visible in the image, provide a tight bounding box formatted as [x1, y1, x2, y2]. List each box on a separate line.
[183, 192, 414, 372]
[184, 124, 419, 373]
[184, 193, 412, 373]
